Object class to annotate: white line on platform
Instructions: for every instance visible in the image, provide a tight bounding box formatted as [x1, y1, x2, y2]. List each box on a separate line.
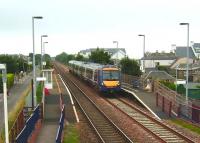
[122, 88, 161, 120]
[58, 74, 80, 123]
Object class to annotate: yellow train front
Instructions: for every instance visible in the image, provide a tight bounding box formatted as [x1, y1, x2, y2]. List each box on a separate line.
[68, 60, 121, 93]
[97, 66, 121, 92]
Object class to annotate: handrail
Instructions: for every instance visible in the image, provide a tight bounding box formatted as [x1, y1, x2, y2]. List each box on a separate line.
[15, 105, 40, 143]
[55, 105, 65, 143]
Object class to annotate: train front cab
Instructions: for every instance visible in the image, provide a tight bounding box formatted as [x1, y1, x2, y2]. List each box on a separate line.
[98, 67, 121, 93]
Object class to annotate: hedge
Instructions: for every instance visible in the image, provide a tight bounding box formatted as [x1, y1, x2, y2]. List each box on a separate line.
[0, 74, 14, 93]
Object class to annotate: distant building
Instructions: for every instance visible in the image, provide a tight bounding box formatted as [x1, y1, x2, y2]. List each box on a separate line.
[175, 42, 200, 59]
[140, 51, 176, 73]
[176, 62, 200, 82]
[79, 48, 126, 60]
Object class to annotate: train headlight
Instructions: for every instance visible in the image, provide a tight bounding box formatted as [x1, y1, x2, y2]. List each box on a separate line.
[101, 82, 104, 86]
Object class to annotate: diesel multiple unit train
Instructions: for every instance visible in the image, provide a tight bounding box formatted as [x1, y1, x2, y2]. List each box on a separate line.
[68, 60, 121, 92]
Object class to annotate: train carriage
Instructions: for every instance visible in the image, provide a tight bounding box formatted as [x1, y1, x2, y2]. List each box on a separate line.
[68, 60, 121, 92]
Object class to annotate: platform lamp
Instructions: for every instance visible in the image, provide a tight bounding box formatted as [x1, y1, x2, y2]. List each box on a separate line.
[179, 22, 189, 104]
[0, 64, 9, 143]
[41, 35, 48, 70]
[138, 34, 145, 73]
[113, 41, 119, 66]
[32, 16, 43, 107]
[43, 42, 48, 69]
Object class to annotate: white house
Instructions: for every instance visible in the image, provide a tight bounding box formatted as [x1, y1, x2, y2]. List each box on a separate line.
[140, 52, 176, 73]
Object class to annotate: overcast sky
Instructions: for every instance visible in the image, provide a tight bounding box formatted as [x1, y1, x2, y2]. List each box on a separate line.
[1, 0, 200, 59]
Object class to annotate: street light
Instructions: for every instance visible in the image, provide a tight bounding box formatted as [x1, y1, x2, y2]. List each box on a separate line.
[32, 16, 43, 107]
[43, 42, 48, 69]
[41, 35, 48, 70]
[0, 64, 9, 143]
[179, 22, 189, 103]
[113, 41, 119, 65]
[138, 34, 145, 73]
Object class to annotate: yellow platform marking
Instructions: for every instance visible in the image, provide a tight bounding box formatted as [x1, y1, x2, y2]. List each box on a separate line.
[54, 74, 61, 94]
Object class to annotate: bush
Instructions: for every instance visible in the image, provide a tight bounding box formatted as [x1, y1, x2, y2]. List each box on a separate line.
[36, 82, 43, 103]
[160, 80, 176, 91]
[0, 74, 14, 93]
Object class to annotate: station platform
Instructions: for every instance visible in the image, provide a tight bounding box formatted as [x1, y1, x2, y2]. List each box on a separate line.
[36, 74, 61, 143]
[122, 83, 170, 120]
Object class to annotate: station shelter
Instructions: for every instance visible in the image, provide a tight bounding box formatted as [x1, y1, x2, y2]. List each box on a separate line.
[42, 69, 54, 89]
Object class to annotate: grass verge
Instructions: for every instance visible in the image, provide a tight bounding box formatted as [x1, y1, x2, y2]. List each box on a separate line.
[63, 124, 79, 143]
[170, 119, 200, 135]
[0, 83, 31, 143]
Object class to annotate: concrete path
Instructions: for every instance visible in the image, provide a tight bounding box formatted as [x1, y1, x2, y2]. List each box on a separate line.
[122, 83, 170, 120]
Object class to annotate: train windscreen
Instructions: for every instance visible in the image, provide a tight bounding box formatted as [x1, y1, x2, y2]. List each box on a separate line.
[103, 70, 119, 81]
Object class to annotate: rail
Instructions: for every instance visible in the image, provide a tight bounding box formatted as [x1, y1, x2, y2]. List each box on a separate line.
[15, 105, 40, 143]
[54, 63, 133, 143]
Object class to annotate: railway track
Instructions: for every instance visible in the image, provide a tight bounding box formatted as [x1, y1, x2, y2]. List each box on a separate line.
[105, 97, 195, 143]
[54, 63, 133, 143]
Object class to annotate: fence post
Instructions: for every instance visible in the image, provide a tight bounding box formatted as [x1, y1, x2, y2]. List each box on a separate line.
[156, 93, 158, 106]
[169, 101, 172, 117]
[162, 96, 165, 112]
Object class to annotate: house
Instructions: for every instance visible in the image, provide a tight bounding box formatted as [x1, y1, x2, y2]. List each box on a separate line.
[175, 42, 200, 59]
[79, 48, 126, 60]
[140, 52, 176, 73]
[176, 62, 200, 82]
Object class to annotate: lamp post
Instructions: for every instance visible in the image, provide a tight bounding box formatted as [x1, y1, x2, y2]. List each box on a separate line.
[179, 23, 189, 103]
[138, 34, 145, 72]
[41, 35, 48, 70]
[113, 41, 119, 65]
[43, 42, 48, 69]
[0, 64, 9, 143]
[32, 16, 43, 107]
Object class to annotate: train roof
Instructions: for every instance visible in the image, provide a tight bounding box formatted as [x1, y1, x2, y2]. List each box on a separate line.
[69, 60, 118, 71]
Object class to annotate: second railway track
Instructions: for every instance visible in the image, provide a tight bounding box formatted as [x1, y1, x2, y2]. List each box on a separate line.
[105, 96, 195, 143]
[54, 63, 133, 143]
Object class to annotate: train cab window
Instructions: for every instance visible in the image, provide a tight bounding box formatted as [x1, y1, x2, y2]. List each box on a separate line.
[103, 70, 119, 81]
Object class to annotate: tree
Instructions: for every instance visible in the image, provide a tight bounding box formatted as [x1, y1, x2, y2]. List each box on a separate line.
[55, 52, 75, 64]
[120, 57, 141, 76]
[75, 53, 85, 61]
[89, 48, 111, 64]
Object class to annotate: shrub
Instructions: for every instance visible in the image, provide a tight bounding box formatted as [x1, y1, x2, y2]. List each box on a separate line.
[160, 80, 176, 91]
[36, 82, 43, 103]
[0, 74, 14, 93]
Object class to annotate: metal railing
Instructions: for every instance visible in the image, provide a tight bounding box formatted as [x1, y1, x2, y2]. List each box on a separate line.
[15, 105, 40, 143]
[56, 105, 65, 143]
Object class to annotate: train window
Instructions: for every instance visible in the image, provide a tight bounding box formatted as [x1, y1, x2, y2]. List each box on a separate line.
[94, 70, 97, 81]
[103, 70, 119, 81]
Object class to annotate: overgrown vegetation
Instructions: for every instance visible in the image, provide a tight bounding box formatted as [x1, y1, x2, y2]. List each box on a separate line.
[0, 74, 14, 93]
[170, 119, 200, 135]
[120, 57, 142, 76]
[63, 124, 79, 143]
[36, 82, 43, 103]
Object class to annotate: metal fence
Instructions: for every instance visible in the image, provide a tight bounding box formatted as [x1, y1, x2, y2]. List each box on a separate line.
[56, 105, 65, 143]
[15, 105, 40, 143]
[154, 81, 200, 123]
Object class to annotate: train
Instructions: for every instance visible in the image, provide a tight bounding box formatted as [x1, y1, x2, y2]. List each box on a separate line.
[68, 60, 121, 92]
